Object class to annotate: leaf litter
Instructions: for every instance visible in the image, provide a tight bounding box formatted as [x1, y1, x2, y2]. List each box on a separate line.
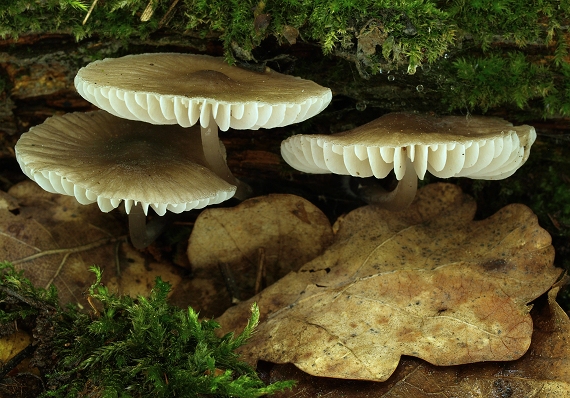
[217, 183, 563, 382]
[0, 180, 566, 392]
[265, 283, 570, 397]
[0, 181, 184, 308]
[187, 194, 333, 302]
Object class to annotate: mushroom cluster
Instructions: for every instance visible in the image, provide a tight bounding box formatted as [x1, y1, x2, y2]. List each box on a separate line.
[74, 53, 332, 198]
[281, 112, 537, 211]
[14, 53, 332, 248]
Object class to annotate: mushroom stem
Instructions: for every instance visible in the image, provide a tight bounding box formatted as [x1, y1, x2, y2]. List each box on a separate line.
[357, 157, 418, 211]
[128, 203, 173, 249]
[200, 114, 252, 200]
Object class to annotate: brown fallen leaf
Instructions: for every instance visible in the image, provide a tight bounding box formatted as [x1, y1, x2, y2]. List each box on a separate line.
[0, 330, 41, 393]
[187, 194, 333, 302]
[217, 183, 562, 381]
[266, 285, 570, 397]
[0, 181, 184, 308]
[0, 190, 19, 211]
[0, 330, 31, 364]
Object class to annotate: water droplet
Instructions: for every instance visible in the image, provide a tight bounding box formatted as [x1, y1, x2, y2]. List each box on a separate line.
[378, 68, 383, 74]
[416, 84, 424, 92]
[444, 53, 450, 59]
[388, 75, 395, 81]
[355, 101, 367, 111]
[450, 86, 455, 91]
[421, 64, 431, 72]
[407, 64, 417, 75]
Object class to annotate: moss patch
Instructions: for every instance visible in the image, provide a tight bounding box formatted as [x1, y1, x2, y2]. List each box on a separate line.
[442, 50, 570, 118]
[0, 263, 293, 397]
[1, 0, 569, 116]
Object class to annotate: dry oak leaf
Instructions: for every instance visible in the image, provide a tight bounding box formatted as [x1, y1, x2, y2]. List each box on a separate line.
[217, 183, 562, 382]
[0, 181, 182, 308]
[187, 194, 333, 301]
[0, 330, 31, 364]
[267, 285, 570, 397]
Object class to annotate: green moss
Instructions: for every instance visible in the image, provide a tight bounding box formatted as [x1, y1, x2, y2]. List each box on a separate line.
[1, 0, 454, 73]
[184, 0, 454, 73]
[443, 0, 569, 50]
[436, 0, 570, 116]
[441, 50, 570, 117]
[0, 263, 293, 397]
[0, 263, 58, 326]
[0, 0, 162, 41]
[1, 0, 569, 115]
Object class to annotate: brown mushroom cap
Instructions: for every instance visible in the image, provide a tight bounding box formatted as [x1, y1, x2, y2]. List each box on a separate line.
[281, 112, 536, 181]
[74, 53, 332, 131]
[15, 111, 236, 216]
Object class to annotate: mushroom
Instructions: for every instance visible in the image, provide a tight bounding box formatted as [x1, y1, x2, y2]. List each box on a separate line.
[74, 53, 332, 198]
[14, 111, 236, 248]
[280, 112, 537, 211]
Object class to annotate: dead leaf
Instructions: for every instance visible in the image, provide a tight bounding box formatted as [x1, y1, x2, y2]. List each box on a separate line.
[0, 330, 31, 364]
[217, 183, 562, 382]
[105, 243, 183, 299]
[282, 25, 299, 45]
[187, 194, 333, 302]
[266, 284, 570, 397]
[0, 181, 183, 308]
[0, 191, 18, 211]
[168, 273, 230, 319]
[0, 329, 40, 383]
[357, 23, 388, 56]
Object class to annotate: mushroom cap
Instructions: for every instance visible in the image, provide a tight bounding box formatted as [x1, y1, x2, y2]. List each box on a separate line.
[281, 112, 537, 180]
[15, 111, 236, 216]
[74, 53, 332, 131]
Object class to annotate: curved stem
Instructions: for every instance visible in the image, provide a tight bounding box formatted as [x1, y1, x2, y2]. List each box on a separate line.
[356, 157, 418, 211]
[128, 203, 173, 249]
[200, 115, 252, 200]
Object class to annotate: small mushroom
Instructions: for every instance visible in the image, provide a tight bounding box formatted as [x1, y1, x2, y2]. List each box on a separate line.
[281, 112, 537, 211]
[74, 53, 332, 198]
[15, 111, 236, 248]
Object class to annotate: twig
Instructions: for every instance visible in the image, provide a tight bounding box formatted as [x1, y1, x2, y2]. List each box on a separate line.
[11, 236, 127, 265]
[0, 285, 57, 312]
[140, 0, 157, 22]
[158, 0, 180, 28]
[0, 343, 36, 380]
[218, 262, 241, 304]
[114, 238, 122, 277]
[87, 295, 100, 317]
[44, 252, 71, 289]
[254, 247, 266, 295]
[83, 0, 98, 25]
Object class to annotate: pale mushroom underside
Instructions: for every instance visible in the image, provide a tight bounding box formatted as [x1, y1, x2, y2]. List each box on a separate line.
[281, 123, 536, 181]
[15, 111, 236, 216]
[74, 53, 332, 131]
[17, 165, 235, 216]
